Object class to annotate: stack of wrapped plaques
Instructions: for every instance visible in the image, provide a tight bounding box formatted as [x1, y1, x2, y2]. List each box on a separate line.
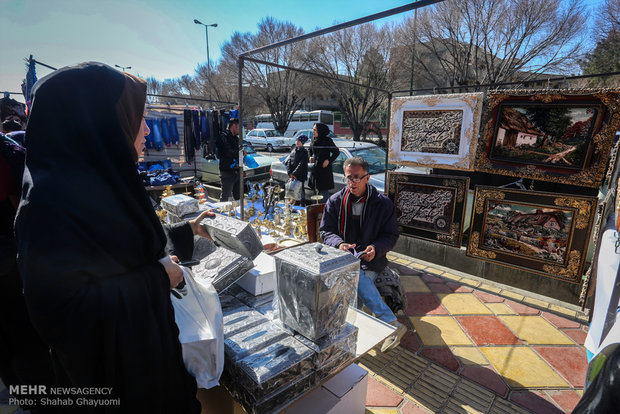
[200, 214, 262, 260]
[274, 243, 359, 340]
[295, 323, 358, 381]
[234, 289, 274, 309]
[222, 305, 266, 338]
[192, 247, 253, 293]
[223, 336, 315, 414]
[224, 320, 289, 362]
[161, 194, 199, 223]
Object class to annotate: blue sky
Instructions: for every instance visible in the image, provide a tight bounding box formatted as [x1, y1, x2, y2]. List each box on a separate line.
[0, 0, 606, 103]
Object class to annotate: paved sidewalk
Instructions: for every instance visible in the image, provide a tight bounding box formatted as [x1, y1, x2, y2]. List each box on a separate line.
[361, 251, 589, 414]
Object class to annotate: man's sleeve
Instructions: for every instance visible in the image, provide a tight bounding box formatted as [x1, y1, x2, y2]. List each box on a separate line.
[320, 197, 345, 248]
[370, 199, 399, 258]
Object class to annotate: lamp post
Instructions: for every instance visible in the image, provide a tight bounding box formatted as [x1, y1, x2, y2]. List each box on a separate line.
[114, 64, 131, 72]
[193, 19, 217, 74]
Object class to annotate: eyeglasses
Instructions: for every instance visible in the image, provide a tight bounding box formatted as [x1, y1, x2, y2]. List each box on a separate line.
[345, 174, 368, 183]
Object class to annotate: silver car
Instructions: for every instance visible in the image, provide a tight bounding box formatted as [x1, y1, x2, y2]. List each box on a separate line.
[270, 139, 427, 195]
[199, 143, 280, 184]
[245, 128, 296, 152]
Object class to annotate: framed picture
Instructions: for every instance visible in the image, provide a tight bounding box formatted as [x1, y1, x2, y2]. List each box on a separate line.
[306, 204, 326, 243]
[474, 89, 620, 188]
[388, 92, 484, 170]
[387, 172, 469, 247]
[467, 186, 598, 283]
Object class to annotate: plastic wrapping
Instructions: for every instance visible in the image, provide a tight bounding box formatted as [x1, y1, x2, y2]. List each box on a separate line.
[218, 294, 245, 314]
[235, 289, 274, 309]
[285, 179, 303, 200]
[222, 370, 315, 414]
[161, 194, 199, 217]
[200, 214, 263, 260]
[222, 306, 266, 338]
[192, 236, 217, 261]
[192, 247, 254, 293]
[295, 322, 358, 369]
[274, 243, 359, 340]
[224, 320, 289, 362]
[313, 351, 354, 384]
[231, 336, 314, 401]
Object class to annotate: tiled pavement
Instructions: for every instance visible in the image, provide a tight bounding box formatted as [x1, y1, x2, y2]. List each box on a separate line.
[0, 251, 588, 414]
[362, 252, 589, 414]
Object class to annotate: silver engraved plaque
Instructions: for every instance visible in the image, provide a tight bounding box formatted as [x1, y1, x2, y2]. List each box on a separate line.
[200, 214, 263, 260]
[193, 247, 254, 293]
[161, 194, 199, 217]
[275, 243, 359, 341]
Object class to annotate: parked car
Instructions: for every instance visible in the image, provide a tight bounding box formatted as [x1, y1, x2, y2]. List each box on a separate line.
[245, 128, 296, 152]
[270, 139, 427, 196]
[199, 142, 280, 184]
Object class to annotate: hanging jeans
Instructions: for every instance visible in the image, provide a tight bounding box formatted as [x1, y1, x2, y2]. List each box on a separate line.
[200, 111, 209, 146]
[169, 117, 179, 145]
[357, 269, 397, 323]
[220, 170, 240, 202]
[151, 119, 164, 151]
[192, 111, 201, 150]
[161, 118, 171, 147]
[145, 119, 155, 149]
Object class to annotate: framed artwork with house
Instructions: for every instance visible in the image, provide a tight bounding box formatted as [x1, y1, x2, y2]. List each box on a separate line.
[466, 186, 598, 283]
[388, 92, 484, 171]
[474, 89, 620, 188]
[387, 172, 469, 247]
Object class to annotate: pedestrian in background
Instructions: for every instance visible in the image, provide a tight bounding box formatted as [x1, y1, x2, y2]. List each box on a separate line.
[309, 122, 339, 203]
[285, 133, 309, 206]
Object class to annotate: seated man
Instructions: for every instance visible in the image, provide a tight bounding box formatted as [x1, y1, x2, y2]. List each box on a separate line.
[320, 156, 406, 352]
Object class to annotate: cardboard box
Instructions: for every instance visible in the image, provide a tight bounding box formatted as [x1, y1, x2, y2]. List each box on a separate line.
[288, 363, 368, 414]
[236, 252, 276, 295]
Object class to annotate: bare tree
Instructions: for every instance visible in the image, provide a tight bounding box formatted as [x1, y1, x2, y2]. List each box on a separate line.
[594, 0, 620, 39]
[309, 23, 392, 141]
[393, 0, 588, 90]
[220, 17, 307, 135]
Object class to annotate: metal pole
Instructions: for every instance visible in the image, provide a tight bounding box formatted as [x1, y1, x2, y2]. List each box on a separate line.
[238, 57, 245, 220]
[205, 26, 210, 74]
[384, 92, 392, 192]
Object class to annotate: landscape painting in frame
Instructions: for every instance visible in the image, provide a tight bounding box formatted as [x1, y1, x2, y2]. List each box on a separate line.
[387, 172, 469, 247]
[467, 186, 597, 283]
[389, 92, 484, 171]
[474, 89, 620, 188]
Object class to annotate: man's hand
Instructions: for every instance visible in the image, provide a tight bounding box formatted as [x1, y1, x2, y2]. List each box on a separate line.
[159, 255, 184, 288]
[189, 209, 215, 240]
[360, 245, 376, 262]
[322, 160, 329, 168]
[338, 242, 356, 252]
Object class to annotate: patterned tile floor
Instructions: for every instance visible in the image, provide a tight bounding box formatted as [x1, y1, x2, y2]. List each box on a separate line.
[0, 251, 589, 414]
[362, 252, 589, 414]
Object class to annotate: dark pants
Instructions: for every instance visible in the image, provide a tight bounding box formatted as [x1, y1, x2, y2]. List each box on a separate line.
[319, 189, 331, 204]
[220, 170, 240, 201]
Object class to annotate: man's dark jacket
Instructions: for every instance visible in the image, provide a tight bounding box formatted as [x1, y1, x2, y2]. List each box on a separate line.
[286, 146, 309, 182]
[216, 129, 239, 173]
[320, 184, 399, 272]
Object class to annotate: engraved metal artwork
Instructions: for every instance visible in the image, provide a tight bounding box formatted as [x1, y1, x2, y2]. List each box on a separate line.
[401, 110, 463, 155]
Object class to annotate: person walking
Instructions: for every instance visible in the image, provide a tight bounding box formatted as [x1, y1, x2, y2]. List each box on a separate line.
[285, 134, 309, 205]
[309, 122, 339, 203]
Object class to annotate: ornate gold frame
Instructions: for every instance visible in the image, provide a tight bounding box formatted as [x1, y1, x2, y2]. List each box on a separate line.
[466, 186, 598, 283]
[474, 88, 620, 188]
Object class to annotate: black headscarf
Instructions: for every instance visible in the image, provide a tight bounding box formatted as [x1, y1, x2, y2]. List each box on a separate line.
[16, 62, 166, 299]
[314, 122, 330, 138]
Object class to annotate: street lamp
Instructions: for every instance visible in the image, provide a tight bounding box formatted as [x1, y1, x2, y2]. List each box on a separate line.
[193, 19, 217, 73]
[114, 64, 131, 72]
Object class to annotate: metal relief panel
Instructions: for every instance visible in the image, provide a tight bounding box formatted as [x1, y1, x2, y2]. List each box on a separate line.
[193, 246, 254, 292]
[387, 172, 469, 247]
[389, 92, 484, 171]
[200, 214, 263, 259]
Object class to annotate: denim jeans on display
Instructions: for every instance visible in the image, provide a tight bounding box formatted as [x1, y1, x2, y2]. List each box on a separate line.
[145, 119, 154, 149]
[357, 269, 397, 323]
[169, 117, 179, 144]
[151, 119, 163, 151]
[161, 118, 171, 146]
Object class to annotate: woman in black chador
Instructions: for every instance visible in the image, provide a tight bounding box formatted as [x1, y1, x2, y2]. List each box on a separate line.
[309, 122, 339, 203]
[15, 62, 202, 412]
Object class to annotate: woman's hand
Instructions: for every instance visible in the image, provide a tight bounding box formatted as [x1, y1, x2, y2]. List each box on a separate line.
[158, 255, 184, 288]
[189, 210, 215, 240]
[322, 160, 329, 168]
